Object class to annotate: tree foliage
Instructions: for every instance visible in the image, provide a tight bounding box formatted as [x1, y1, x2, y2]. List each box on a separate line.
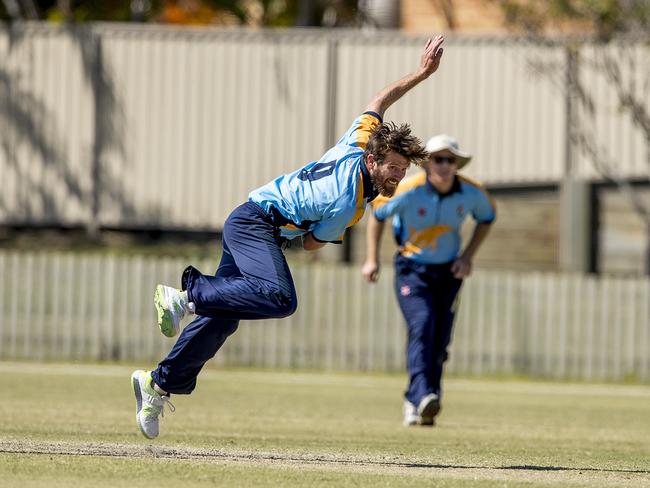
[0, 0, 361, 26]
[498, 0, 650, 39]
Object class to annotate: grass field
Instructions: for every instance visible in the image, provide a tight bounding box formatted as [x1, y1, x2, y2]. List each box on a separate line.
[1, 362, 649, 487]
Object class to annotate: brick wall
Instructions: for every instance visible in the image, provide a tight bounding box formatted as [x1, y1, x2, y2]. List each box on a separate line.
[402, 0, 507, 34]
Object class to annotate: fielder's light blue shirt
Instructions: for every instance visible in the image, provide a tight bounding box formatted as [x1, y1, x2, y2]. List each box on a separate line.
[373, 172, 496, 264]
[249, 112, 382, 243]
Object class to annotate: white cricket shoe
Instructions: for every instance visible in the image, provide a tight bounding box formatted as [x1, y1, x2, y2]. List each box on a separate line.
[131, 369, 175, 439]
[417, 393, 441, 426]
[403, 400, 419, 426]
[154, 284, 191, 337]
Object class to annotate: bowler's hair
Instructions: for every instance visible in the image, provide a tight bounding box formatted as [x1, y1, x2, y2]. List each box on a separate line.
[364, 122, 428, 166]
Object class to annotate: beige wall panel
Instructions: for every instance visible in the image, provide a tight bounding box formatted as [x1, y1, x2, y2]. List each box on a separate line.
[2, 25, 647, 233]
[96, 26, 330, 229]
[0, 26, 94, 226]
[575, 44, 650, 180]
[599, 187, 649, 275]
[470, 190, 560, 271]
[334, 36, 566, 185]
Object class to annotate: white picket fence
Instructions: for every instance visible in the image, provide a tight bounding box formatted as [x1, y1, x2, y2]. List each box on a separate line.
[0, 250, 648, 382]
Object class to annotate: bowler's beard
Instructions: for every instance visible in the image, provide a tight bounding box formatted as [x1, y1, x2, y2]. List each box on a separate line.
[371, 172, 398, 197]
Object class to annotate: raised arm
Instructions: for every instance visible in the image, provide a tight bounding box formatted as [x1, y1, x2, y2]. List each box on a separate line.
[364, 35, 445, 118]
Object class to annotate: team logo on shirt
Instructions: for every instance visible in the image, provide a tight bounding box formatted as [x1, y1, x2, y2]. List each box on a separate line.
[457, 204, 464, 216]
[418, 207, 426, 217]
[400, 285, 411, 296]
[401, 225, 453, 257]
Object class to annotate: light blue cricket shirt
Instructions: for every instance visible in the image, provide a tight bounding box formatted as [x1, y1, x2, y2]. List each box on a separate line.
[249, 112, 382, 243]
[373, 172, 496, 264]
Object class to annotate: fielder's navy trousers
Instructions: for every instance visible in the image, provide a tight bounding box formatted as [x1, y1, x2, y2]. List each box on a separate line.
[394, 254, 463, 406]
[152, 202, 297, 394]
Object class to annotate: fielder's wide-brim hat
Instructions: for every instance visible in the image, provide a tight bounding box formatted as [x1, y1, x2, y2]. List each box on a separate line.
[425, 134, 472, 169]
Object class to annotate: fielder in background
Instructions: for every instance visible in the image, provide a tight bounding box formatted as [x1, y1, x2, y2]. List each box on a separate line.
[131, 35, 446, 439]
[361, 134, 496, 427]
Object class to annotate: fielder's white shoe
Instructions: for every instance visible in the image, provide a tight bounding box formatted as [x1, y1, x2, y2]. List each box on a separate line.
[417, 393, 441, 426]
[403, 400, 419, 426]
[154, 284, 192, 337]
[131, 369, 175, 439]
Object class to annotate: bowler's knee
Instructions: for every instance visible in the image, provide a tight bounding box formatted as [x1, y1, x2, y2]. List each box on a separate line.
[223, 321, 239, 336]
[274, 291, 297, 318]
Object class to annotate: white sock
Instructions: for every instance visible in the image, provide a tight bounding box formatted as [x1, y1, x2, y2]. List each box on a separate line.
[178, 290, 195, 314]
[152, 382, 168, 396]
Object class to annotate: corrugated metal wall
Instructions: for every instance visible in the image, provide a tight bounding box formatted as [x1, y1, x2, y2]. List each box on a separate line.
[334, 36, 567, 184]
[574, 42, 650, 180]
[95, 26, 332, 228]
[0, 25, 95, 226]
[1, 24, 648, 230]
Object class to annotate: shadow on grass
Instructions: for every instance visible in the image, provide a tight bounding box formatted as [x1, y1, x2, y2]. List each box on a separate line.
[500, 464, 649, 474]
[1, 440, 648, 475]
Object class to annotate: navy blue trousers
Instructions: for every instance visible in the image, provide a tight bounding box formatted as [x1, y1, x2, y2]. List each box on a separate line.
[152, 202, 297, 394]
[394, 254, 462, 406]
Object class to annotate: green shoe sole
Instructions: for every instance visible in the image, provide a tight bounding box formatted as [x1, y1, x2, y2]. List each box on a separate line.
[154, 286, 177, 338]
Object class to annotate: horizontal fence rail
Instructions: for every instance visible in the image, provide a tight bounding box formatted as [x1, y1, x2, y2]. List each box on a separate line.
[0, 250, 648, 382]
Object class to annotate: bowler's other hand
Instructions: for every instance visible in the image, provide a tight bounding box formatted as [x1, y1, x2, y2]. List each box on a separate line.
[419, 34, 445, 78]
[451, 255, 472, 279]
[362, 260, 380, 283]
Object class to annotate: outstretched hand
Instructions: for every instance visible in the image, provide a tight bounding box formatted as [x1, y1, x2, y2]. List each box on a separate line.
[362, 33, 445, 120]
[419, 34, 445, 78]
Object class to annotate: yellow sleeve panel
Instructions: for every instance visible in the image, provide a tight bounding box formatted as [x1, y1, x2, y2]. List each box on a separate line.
[370, 170, 427, 210]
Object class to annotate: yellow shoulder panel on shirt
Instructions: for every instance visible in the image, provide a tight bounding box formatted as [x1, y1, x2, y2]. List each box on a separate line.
[371, 171, 427, 210]
[457, 174, 497, 213]
[457, 174, 486, 190]
[397, 171, 427, 193]
[346, 171, 367, 229]
[355, 113, 382, 149]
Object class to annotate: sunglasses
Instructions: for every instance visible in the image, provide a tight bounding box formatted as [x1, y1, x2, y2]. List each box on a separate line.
[433, 156, 457, 165]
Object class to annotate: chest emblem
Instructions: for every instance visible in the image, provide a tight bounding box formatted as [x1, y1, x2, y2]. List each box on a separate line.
[418, 207, 426, 217]
[457, 204, 464, 216]
[400, 285, 411, 296]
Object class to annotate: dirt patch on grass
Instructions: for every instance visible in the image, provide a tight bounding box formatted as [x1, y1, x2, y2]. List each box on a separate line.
[1, 439, 648, 487]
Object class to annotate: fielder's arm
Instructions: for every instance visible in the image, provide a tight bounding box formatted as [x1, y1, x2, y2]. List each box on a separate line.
[451, 222, 492, 279]
[364, 35, 445, 119]
[361, 213, 386, 283]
